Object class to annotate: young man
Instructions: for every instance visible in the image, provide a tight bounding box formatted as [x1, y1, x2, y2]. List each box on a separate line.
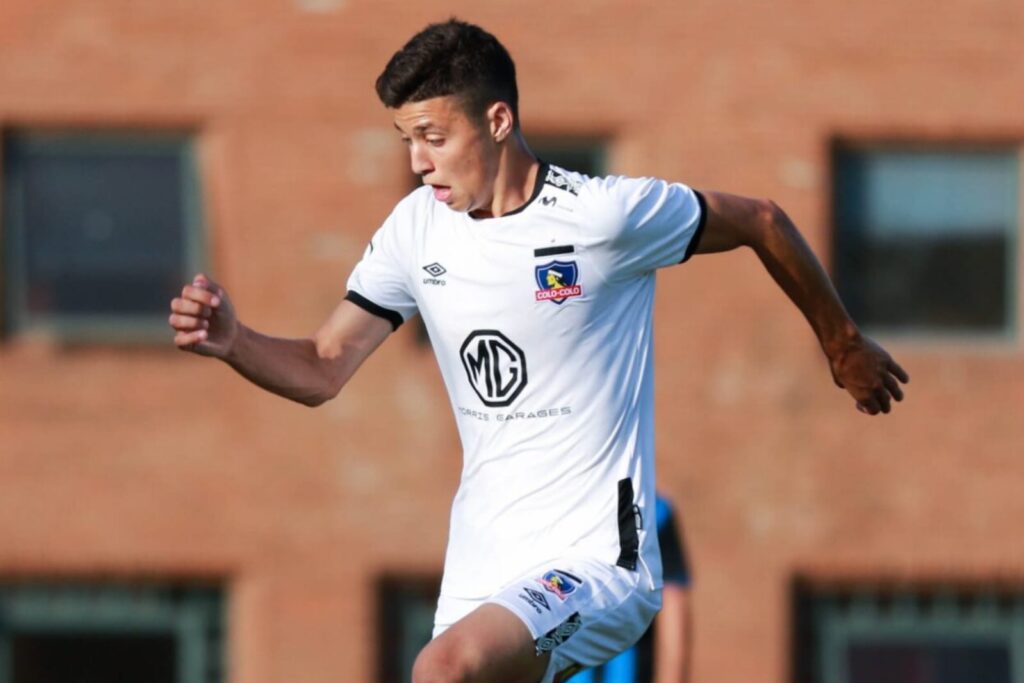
[168, 19, 908, 683]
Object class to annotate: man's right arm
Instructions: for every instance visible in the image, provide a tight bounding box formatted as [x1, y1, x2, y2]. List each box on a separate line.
[169, 274, 393, 407]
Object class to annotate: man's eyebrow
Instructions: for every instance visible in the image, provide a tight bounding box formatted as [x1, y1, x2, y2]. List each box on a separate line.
[393, 122, 441, 135]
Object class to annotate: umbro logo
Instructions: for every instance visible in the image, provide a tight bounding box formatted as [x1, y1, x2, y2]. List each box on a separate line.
[422, 262, 447, 287]
[518, 587, 550, 614]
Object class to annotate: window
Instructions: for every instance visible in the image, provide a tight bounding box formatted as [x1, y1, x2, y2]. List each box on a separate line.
[533, 137, 607, 177]
[2, 130, 206, 342]
[833, 145, 1019, 338]
[793, 582, 1023, 683]
[0, 581, 225, 683]
[377, 574, 441, 683]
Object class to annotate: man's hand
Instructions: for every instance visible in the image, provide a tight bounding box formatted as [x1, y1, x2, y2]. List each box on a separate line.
[169, 273, 239, 359]
[827, 334, 909, 415]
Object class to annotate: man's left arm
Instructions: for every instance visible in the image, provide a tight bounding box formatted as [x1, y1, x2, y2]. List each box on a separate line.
[692, 191, 909, 415]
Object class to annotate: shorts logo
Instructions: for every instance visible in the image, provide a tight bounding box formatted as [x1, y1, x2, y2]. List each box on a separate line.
[535, 260, 582, 305]
[537, 569, 581, 601]
[518, 587, 551, 614]
[535, 612, 582, 655]
[460, 330, 528, 407]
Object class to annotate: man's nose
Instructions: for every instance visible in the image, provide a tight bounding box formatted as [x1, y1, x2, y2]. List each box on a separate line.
[409, 143, 434, 176]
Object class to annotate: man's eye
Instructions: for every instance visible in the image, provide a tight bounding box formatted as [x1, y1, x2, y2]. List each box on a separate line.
[426, 138, 445, 147]
[400, 137, 412, 146]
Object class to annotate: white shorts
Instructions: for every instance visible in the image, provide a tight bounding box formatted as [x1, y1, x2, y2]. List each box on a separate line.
[433, 557, 662, 683]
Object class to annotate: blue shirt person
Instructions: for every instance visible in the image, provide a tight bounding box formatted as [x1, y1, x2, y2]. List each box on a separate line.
[572, 494, 692, 683]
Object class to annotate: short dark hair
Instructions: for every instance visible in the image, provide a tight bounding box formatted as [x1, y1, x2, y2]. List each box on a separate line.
[376, 19, 519, 125]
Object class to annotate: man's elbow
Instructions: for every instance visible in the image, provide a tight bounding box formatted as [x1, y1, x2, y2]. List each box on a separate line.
[759, 198, 788, 229]
[749, 198, 794, 247]
[298, 391, 332, 408]
[302, 338, 347, 407]
[294, 381, 338, 408]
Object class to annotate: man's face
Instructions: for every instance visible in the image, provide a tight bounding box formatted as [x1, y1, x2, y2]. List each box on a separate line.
[393, 95, 499, 214]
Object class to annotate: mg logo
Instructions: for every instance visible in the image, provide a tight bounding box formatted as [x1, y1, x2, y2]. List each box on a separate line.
[460, 330, 528, 407]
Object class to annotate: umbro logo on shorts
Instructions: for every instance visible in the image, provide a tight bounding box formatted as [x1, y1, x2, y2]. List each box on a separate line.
[518, 587, 551, 614]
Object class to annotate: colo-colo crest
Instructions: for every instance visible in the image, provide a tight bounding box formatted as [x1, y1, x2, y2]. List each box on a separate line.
[535, 260, 582, 305]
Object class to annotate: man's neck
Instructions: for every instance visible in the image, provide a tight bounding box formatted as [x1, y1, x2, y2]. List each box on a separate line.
[471, 133, 539, 219]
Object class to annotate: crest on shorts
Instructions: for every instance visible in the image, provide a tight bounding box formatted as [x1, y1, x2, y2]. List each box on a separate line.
[537, 569, 581, 601]
[535, 260, 582, 305]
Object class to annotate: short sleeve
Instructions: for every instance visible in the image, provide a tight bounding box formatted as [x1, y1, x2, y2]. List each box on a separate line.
[656, 496, 692, 587]
[345, 209, 419, 330]
[599, 176, 707, 279]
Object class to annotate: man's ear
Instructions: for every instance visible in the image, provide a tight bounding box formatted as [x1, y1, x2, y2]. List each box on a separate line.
[486, 101, 515, 143]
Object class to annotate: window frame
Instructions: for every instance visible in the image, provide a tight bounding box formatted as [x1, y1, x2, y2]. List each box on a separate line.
[793, 580, 1024, 683]
[530, 136, 609, 178]
[829, 139, 1022, 347]
[0, 581, 225, 683]
[376, 573, 442, 683]
[2, 129, 207, 343]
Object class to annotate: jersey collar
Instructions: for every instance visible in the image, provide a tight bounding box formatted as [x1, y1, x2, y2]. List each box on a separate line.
[469, 161, 549, 222]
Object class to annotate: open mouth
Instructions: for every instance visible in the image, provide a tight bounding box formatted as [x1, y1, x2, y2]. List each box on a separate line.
[431, 185, 452, 202]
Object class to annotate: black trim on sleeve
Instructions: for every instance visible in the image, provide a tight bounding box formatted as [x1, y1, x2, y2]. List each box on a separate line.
[345, 291, 404, 331]
[615, 478, 640, 571]
[679, 190, 709, 264]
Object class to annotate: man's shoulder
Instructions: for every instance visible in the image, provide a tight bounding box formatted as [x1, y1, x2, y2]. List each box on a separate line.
[545, 166, 675, 214]
[541, 166, 666, 238]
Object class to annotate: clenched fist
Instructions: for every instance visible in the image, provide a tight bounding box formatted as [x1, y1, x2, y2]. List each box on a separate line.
[169, 274, 239, 358]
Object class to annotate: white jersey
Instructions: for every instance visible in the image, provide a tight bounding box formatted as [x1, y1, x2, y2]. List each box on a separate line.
[346, 163, 706, 598]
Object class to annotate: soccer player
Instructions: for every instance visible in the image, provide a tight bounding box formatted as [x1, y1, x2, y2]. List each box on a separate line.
[168, 19, 909, 683]
[574, 493, 693, 683]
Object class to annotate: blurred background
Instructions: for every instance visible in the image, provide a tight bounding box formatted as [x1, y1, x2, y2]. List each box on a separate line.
[1, 0, 1022, 682]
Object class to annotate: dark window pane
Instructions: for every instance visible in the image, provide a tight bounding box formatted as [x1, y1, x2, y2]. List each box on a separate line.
[4, 132, 202, 337]
[13, 633, 177, 683]
[0, 582, 224, 683]
[793, 583, 1024, 683]
[377, 575, 440, 683]
[533, 140, 606, 177]
[848, 640, 1010, 683]
[841, 232, 1008, 331]
[21, 148, 185, 316]
[834, 147, 1018, 334]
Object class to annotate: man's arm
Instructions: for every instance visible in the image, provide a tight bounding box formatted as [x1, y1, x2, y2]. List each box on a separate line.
[693, 192, 909, 415]
[169, 274, 393, 407]
[654, 582, 692, 683]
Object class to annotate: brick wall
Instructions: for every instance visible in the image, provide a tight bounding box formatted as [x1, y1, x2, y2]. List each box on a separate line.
[1, 1, 1022, 681]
